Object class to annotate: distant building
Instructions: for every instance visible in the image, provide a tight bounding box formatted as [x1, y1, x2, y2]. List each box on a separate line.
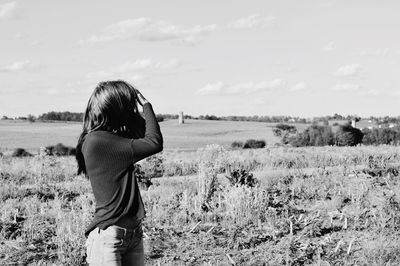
[178, 111, 184, 124]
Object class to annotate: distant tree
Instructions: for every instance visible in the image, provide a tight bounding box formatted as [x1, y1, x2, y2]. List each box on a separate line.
[289, 125, 334, 147]
[27, 114, 36, 123]
[273, 124, 297, 136]
[362, 127, 400, 145]
[38, 111, 83, 122]
[273, 123, 297, 144]
[332, 113, 345, 120]
[231, 141, 244, 149]
[361, 128, 376, 145]
[243, 139, 266, 149]
[204, 115, 219, 120]
[45, 143, 76, 156]
[12, 148, 32, 157]
[156, 114, 164, 122]
[334, 124, 363, 146]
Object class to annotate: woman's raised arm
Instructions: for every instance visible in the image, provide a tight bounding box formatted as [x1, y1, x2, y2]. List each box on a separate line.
[130, 90, 163, 163]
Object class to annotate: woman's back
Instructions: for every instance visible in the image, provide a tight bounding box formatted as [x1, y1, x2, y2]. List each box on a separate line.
[77, 81, 163, 266]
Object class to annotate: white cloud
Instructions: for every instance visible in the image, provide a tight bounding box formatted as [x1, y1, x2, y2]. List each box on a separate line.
[86, 70, 115, 81]
[112, 58, 181, 73]
[13, 33, 22, 39]
[86, 58, 180, 83]
[290, 82, 308, 92]
[331, 84, 382, 96]
[196, 82, 224, 95]
[0, 2, 16, 20]
[80, 17, 216, 45]
[30, 40, 42, 46]
[251, 97, 266, 105]
[85, 71, 145, 85]
[322, 42, 336, 52]
[226, 81, 264, 94]
[331, 83, 360, 92]
[359, 48, 389, 57]
[0, 60, 31, 72]
[229, 14, 275, 29]
[114, 59, 153, 73]
[360, 89, 381, 96]
[45, 88, 59, 95]
[266, 79, 284, 89]
[196, 79, 283, 95]
[335, 64, 362, 77]
[252, 98, 265, 105]
[155, 58, 181, 69]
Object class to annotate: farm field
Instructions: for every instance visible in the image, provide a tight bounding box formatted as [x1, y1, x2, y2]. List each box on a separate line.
[1, 145, 400, 265]
[0, 119, 310, 152]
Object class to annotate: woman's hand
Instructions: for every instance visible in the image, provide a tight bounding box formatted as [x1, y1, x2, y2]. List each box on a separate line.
[135, 89, 149, 106]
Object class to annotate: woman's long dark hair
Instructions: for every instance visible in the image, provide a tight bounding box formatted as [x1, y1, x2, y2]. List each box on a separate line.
[76, 80, 145, 175]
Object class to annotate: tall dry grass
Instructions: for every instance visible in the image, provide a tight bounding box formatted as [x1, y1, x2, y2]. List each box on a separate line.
[1, 145, 400, 264]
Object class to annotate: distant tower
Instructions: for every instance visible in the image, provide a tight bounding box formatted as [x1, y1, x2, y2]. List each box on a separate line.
[178, 111, 184, 124]
[351, 119, 356, 128]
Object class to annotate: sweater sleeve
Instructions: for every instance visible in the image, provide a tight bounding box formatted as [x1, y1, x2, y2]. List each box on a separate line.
[131, 103, 163, 163]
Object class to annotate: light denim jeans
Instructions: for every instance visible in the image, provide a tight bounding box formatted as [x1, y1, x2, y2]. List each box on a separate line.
[85, 223, 144, 266]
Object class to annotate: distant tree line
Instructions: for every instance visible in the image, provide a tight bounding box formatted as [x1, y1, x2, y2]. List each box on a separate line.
[3, 112, 400, 126]
[286, 124, 364, 147]
[274, 123, 400, 147]
[38, 112, 83, 122]
[362, 127, 400, 145]
[198, 115, 308, 123]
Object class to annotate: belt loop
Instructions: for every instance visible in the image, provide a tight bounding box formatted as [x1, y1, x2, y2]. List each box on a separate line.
[98, 227, 101, 233]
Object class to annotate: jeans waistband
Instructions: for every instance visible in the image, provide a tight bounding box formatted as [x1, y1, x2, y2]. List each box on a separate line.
[98, 222, 142, 238]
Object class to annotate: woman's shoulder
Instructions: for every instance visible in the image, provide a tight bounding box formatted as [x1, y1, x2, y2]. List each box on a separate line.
[83, 130, 114, 151]
[84, 130, 132, 149]
[87, 130, 113, 137]
[82, 130, 134, 158]
[84, 130, 114, 142]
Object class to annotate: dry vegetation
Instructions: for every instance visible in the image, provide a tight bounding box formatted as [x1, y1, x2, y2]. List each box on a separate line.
[1, 145, 400, 265]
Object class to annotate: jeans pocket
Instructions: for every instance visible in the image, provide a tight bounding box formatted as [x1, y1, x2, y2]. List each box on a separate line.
[101, 228, 124, 247]
[85, 236, 94, 263]
[131, 225, 143, 247]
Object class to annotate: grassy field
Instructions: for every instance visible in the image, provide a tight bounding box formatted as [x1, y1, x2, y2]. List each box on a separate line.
[0, 119, 310, 152]
[1, 145, 400, 265]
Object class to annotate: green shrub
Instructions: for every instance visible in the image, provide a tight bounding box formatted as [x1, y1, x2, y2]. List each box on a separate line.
[290, 125, 334, 147]
[156, 114, 164, 122]
[273, 124, 298, 144]
[362, 127, 400, 145]
[289, 124, 363, 147]
[134, 164, 153, 190]
[12, 148, 32, 157]
[140, 154, 164, 178]
[45, 143, 76, 156]
[231, 141, 244, 149]
[334, 124, 363, 146]
[243, 139, 266, 149]
[225, 169, 258, 187]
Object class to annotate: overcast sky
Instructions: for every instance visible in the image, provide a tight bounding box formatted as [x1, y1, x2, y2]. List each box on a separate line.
[1, 0, 399, 118]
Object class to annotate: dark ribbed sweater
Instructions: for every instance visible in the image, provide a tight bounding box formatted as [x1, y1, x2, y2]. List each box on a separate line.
[82, 103, 163, 237]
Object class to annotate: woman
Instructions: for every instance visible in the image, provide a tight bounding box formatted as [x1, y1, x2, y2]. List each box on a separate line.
[76, 80, 163, 265]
